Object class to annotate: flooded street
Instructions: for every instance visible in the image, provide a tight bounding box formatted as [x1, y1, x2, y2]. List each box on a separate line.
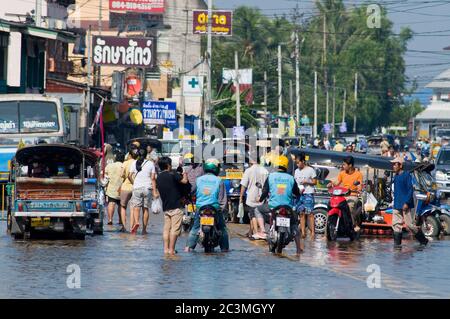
[1, 214, 450, 299]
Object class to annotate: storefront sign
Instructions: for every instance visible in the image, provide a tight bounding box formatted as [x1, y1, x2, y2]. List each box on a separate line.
[193, 10, 233, 36]
[109, 0, 165, 13]
[142, 101, 177, 125]
[92, 36, 155, 67]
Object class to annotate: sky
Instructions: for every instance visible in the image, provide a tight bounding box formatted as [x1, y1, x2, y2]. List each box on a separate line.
[214, 0, 450, 97]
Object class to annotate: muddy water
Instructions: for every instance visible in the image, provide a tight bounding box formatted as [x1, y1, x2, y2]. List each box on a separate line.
[0, 215, 449, 299]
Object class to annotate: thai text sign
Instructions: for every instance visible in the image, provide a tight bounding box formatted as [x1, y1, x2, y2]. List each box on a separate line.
[193, 10, 233, 36]
[92, 36, 155, 67]
[109, 0, 165, 13]
[143, 101, 177, 125]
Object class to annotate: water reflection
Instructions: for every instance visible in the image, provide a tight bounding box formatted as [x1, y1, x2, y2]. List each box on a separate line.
[0, 220, 450, 298]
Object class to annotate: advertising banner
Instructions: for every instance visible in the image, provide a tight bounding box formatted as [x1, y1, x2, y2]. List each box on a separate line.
[109, 0, 165, 13]
[142, 101, 177, 125]
[193, 10, 233, 36]
[92, 36, 156, 67]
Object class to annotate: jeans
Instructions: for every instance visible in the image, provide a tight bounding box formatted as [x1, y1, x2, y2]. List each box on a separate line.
[186, 209, 229, 250]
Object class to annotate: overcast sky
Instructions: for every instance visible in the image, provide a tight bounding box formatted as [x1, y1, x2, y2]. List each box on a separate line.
[214, 0, 450, 91]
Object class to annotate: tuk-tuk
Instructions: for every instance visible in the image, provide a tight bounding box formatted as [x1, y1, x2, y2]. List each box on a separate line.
[7, 144, 88, 240]
[298, 148, 418, 236]
[81, 147, 104, 235]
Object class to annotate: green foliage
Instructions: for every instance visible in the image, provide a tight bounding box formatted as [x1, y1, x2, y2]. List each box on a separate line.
[206, 1, 414, 134]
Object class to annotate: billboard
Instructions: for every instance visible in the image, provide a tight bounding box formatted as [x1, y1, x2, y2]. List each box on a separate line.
[92, 36, 156, 67]
[193, 10, 233, 36]
[142, 101, 177, 125]
[109, 0, 165, 13]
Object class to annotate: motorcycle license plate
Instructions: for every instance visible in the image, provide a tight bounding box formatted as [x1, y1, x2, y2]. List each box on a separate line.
[31, 217, 50, 228]
[200, 217, 214, 226]
[276, 217, 290, 227]
[225, 170, 243, 179]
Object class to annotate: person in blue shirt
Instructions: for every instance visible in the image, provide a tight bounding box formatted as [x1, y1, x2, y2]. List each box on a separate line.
[256, 155, 302, 255]
[391, 157, 428, 248]
[185, 158, 229, 252]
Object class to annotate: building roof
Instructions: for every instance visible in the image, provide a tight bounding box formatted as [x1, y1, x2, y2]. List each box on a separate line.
[416, 102, 450, 120]
[0, 18, 76, 43]
[426, 68, 450, 89]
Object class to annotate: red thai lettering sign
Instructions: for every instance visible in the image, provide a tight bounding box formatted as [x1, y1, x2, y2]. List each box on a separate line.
[193, 10, 233, 36]
[92, 36, 156, 67]
[109, 0, 165, 13]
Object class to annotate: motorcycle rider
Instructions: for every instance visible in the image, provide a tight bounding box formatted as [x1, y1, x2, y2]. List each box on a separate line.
[327, 156, 363, 235]
[256, 155, 302, 255]
[185, 158, 229, 252]
[391, 157, 428, 248]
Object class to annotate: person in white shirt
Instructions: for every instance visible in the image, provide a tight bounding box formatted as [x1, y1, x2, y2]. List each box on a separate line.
[129, 147, 157, 234]
[324, 137, 331, 150]
[294, 153, 317, 239]
[240, 158, 269, 239]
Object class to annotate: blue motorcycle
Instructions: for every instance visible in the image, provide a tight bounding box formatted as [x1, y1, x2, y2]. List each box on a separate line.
[413, 163, 450, 237]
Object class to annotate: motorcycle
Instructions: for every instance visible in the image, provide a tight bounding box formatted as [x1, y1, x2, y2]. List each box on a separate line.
[182, 194, 196, 233]
[198, 205, 222, 253]
[327, 186, 357, 241]
[268, 205, 297, 254]
[255, 182, 298, 254]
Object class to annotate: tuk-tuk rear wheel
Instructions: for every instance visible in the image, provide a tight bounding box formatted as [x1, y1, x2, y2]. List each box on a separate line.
[439, 215, 450, 236]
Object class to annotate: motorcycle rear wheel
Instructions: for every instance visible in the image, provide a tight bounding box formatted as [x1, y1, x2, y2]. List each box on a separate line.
[327, 215, 338, 241]
[276, 232, 285, 254]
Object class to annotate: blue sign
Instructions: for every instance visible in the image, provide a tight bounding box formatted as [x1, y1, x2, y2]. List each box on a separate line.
[323, 123, 331, 134]
[339, 122, 347, 133]
[142, 101, 177, 126]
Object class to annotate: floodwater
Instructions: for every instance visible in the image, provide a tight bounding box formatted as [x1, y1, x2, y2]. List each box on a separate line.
[0, 214, 450, 299]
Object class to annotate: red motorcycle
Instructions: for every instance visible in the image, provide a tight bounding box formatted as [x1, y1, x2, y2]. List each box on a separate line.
[327, 186, 357, 241]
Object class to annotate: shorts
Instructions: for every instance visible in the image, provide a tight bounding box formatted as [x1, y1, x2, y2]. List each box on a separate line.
[129, 187, 152, 209]
[107, 196, 120, 205]
[296, 194, 315, 214]
[120, 190, 132, 207]
[247, 206, 256, 219]
[163, 208, 184, 237]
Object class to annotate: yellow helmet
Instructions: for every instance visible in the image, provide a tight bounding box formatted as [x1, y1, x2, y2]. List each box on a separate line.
[184, 152, 194, 159]
[272, 155, 289, 171]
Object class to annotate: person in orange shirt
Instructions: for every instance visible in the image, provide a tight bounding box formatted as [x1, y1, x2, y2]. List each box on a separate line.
[327, 156, 363, 233]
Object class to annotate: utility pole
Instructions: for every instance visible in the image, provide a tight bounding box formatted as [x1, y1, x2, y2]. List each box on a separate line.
[235, 51, 241, 127]
[263, 71, 268, 127]
[180, 4, 189, 137]
[205, 0, 213, 132]
[323, 13, 328, 128]
[35, 0, 42, 27]
[295, 33, 300, 123]
[332, 75, 336, 137]
[354, 72, 358, 133]
[289, 80, 293, 117]
[96, 0, 102, 87]
[278, 44, 282, 117]
[343, 89, 347, 125]
[278, 44, 282, 134]
[314, 71, 318, 138]
[81, 25, 93, 146]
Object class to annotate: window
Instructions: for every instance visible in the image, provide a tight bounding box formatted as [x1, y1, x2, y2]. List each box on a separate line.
[0, 101, 19, 133]
[0, 33, 7, 81]
[0, 101, 59, 133]
[19, 101, 59, 133]
[438, 151, 450, 165]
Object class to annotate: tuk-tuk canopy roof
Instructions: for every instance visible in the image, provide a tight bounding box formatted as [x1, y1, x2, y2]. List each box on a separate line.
[15, 144, 85, 166]
[291, 148, 417, 171]
[80, 148, 101, 167]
